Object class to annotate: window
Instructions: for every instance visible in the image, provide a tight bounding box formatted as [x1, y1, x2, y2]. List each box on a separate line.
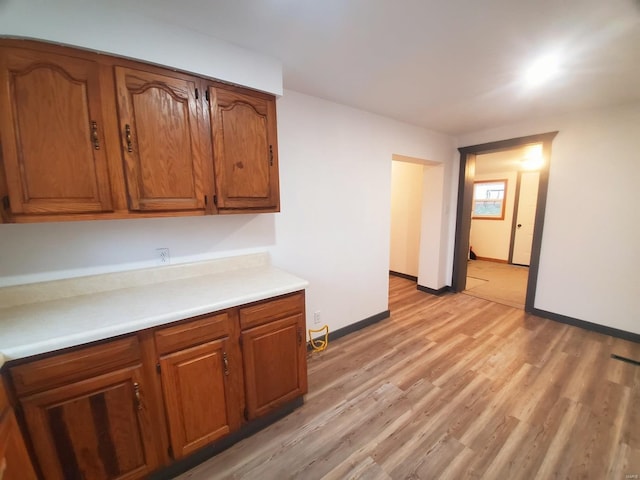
[472, 179, 507, 220]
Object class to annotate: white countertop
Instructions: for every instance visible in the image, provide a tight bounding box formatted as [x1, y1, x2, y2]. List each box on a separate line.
[0, 254, 308, 362]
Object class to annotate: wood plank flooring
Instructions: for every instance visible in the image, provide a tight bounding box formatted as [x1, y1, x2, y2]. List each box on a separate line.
[176, 276, 640, 479]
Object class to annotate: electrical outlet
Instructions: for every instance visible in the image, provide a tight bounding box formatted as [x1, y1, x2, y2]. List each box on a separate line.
[156, 248, 170, 265]
[313, 311, 321, 325]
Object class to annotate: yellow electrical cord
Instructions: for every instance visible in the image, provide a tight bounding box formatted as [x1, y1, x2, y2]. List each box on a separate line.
[308, 325, 329, 352]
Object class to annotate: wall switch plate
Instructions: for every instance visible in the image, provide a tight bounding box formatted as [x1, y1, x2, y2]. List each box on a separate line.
[313, 311, 321, 325]
[156, 248, 170, 265]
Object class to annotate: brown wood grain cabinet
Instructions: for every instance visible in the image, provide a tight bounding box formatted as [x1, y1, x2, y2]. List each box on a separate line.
[4, 291, 307, 478]
[9, 338, 160, 480]
[0, 45, 114, 217]
[155, 311, 243, 459]
[208, 84, 280, 212]
[0, 380, 37, 480]
[115, 67, 210, 213]
[240, 292, 308, 420]
[0, 39, 280, 223]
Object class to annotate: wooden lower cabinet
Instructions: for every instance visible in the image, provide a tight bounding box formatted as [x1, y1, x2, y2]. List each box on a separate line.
[19, 365, 157, 480]
[0, 382, 37, 480]
[159, 338, 237, 458]
[240, 293, 308, 420]
[6, 291, 307, 478]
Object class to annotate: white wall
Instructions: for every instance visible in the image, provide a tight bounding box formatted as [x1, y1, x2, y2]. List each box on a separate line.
[270, 90, 454, 333]
[457, 101, 640, 335]
[469, 171, 518, 261]
[418, 164, 448, 290]
[0, 0, 282, 95]
[389, 161, 424, 277]
[0, 88, 455, 336]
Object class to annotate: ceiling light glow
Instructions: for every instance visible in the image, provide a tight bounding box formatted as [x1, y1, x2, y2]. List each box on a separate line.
[521, 144, 544, 170]
[524, 54, 561, 87]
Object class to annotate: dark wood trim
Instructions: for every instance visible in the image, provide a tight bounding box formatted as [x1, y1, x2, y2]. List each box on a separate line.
[452, 132, 559, 314]
[389, 271, 418, 282]
[452, 152, 476, 292]
[417, 285, 450, 296]
[306, 310, 390, 352]
[524, 135, 557, 311]
[328, 310, 390, 343]
[149, 396, 304, 479]
[307, 310, 391, 352]
[531, 308, 640, 344]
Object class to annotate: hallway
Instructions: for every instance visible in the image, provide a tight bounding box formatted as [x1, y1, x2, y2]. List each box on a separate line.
[465, 260, 528, 309]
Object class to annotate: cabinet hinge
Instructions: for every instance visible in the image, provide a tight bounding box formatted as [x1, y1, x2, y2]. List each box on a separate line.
[213, 194, 217, 206]
[195, 88, 199, 100]
[204, 195, 208, 206]
[1, 195, 9, 210]
[156, 363, 161, 374]
[205, 89, 210, 102]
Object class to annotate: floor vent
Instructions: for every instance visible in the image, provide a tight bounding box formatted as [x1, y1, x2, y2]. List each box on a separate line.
[611, 354, 640, 367]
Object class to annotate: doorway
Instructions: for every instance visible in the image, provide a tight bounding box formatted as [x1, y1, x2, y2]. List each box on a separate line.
[452, 132, 558, 312]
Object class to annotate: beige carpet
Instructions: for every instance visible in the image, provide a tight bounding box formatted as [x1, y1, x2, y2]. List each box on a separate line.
[464, 260, 528, 309]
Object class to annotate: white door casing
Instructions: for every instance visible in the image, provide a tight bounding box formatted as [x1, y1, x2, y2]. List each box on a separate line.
[512, 171, 539, 266]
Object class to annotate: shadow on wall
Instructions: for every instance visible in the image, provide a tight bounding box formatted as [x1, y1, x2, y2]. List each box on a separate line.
[0, 214, 276, 285]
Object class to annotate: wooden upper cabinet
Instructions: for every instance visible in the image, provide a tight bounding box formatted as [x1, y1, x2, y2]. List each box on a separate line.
[0, 46, 114, 216]
[115, 67, 208, 212]
[0, 40, 282, 222]
[208, 85, 280, 211]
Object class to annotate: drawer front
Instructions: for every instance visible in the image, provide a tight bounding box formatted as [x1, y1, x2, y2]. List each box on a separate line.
[10, 336, 140, 396]
[239, 292, 304, 331]
[155, 312, 232, 355]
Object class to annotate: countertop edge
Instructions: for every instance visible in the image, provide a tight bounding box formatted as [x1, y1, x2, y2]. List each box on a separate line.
[0, 261, 309, 364]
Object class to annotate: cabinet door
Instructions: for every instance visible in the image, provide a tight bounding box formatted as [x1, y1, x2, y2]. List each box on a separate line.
[115, 67, 207, 212]
[241, 314, 307, 420]
[0, 409, 38, 480]
[0, 46, 113, 215]
[208, 86, 280, 211]
[20, 365, 157, 480]
[159, 338, 236, 459]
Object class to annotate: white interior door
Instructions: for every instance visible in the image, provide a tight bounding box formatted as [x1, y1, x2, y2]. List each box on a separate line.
[512, 171, 539, 266]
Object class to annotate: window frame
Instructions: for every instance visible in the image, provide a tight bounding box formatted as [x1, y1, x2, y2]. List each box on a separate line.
[472, 179, 507, 220]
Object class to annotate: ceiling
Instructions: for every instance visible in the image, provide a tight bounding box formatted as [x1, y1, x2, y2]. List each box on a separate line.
[123, 0, 640, 136]
[476, 147, 533, 174]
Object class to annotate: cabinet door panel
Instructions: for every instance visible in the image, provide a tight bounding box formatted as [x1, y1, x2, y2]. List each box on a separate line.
[160, 339, 235, 458]
[115, 67, 206, 212]
[0, 409, 38, 480]
[241, 314, 307, 419]
[0, 47, 113, 215]
[20, 366, 156, 480]
[209, 87, 279, 210]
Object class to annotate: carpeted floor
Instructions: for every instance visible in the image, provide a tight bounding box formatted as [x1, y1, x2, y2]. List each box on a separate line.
[464, 260, 528, 309]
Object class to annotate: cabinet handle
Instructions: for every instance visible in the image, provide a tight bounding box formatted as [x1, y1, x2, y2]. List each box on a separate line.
[223, 352, 229, 376]
[125, 124, 133, 153]
[297, 327, 302, 346]
[269, 145, 274, 166]
[90, 121, 100, 150]
[133, 382, 142, 410]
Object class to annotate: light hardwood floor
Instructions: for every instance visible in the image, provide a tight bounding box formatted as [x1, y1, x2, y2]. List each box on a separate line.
[177, 276, 640, 479]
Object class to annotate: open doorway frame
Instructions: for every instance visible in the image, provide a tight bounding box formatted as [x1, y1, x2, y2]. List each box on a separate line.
[452, 132, 558, 312]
